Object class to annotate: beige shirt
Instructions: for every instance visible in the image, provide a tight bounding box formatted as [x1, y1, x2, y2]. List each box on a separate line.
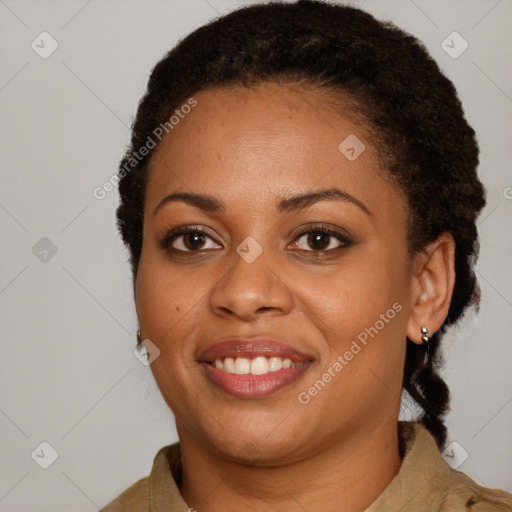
[100, 421, 512, 511]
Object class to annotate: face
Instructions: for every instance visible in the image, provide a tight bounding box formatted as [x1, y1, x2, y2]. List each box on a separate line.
[135, 82, 413, 464]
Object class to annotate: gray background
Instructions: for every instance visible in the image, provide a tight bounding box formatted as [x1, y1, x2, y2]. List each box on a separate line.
[0, 0, 511, 509]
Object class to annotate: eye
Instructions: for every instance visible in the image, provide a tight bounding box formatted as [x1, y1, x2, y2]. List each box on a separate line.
[290, 225, 353, 252]
[160, 223, 353, 255]
[160, 225, 222, 252]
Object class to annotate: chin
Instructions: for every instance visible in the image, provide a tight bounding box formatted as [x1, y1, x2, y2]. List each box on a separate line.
[191, 409, 318, 466]
[214, 434, 307, 467]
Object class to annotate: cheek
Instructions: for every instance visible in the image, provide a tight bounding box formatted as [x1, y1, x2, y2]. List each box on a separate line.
[297, 248, 410, 394]
[135, 251, 209, 347]
[135, 254, 211, 409]
[296, 249, 408, 339]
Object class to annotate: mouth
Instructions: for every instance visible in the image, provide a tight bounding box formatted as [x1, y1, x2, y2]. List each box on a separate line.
[199, 339, 314, 399]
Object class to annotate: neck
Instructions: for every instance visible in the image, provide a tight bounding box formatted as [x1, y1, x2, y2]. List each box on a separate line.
[178, 418, 402, 512]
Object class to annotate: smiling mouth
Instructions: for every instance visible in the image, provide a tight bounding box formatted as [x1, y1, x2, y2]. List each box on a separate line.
[199, 338, 314, 399]
[209, 356, 305, 375]
[201, 359, 312, 399]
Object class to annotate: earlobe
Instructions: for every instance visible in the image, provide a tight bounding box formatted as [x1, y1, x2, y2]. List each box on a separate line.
[406, 233, 456, 345]
[134, 287, 143, 345]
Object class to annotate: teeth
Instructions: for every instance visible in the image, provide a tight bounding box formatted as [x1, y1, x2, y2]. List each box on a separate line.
[269, 357, 282, 371]
[250, 356, 269, 375]
[211, 356, 303, 375]
[224, 357, 235, 373]
[234, 357, 250, 375]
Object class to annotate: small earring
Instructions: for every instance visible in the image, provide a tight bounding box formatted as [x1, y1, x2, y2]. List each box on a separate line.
[421, 326, 430, 355]
[421, 326, 430, 344]
[137, 329, 142, 343]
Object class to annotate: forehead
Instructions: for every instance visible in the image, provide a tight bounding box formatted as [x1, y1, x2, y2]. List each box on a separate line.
[145, 82, 402, 217]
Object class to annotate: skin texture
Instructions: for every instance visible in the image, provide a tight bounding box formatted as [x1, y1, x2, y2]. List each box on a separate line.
[134, 82, 455, 512]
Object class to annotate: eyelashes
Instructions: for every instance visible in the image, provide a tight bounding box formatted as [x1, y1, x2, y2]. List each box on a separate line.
[161, 226, 221, 252]
[159, 224, 220, 252]
[289, 226, 353, 252]
[159, 223, 355, 256]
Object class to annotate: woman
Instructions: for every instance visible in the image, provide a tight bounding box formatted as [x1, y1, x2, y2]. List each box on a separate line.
[101, 1, 512, 510]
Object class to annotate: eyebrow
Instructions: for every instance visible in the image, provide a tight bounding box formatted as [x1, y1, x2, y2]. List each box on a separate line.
[152, 188, 370, 216]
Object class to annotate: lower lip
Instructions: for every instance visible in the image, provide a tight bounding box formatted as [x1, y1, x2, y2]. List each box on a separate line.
[201, 362, 312, 399]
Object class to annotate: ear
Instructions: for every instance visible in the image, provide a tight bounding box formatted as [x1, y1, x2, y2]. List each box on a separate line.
[406, 232, 456, 345]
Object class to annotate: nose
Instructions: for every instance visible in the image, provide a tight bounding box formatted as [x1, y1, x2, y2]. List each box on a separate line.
[209, 247, 294, 322]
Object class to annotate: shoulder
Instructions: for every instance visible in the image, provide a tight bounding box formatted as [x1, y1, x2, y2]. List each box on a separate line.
[367, 422, 512, 512]
[99, 443, 181, 512]
[406, 422, 512, 511]
[99, 476, 149, 512]
[438, 468, 512, 511]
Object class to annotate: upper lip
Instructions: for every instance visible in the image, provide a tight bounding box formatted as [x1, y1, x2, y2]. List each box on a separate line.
[199, 338, 313, 363]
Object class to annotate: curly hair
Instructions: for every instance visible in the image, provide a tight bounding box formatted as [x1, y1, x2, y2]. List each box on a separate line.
[116, 0, 486, 448]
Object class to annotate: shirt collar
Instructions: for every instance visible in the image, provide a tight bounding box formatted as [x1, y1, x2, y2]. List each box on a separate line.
[364, 421, 453, 511]
[147, 421, 447, 511]
[149, 443, 189, 511]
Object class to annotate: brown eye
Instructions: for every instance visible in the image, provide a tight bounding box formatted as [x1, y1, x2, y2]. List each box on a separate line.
[161, 226, 222, 253]
[181, 232, 207, 250]
[171, 231, 220, 251]
[293, 228, 351, 252]
[306, 232, 331, 250]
